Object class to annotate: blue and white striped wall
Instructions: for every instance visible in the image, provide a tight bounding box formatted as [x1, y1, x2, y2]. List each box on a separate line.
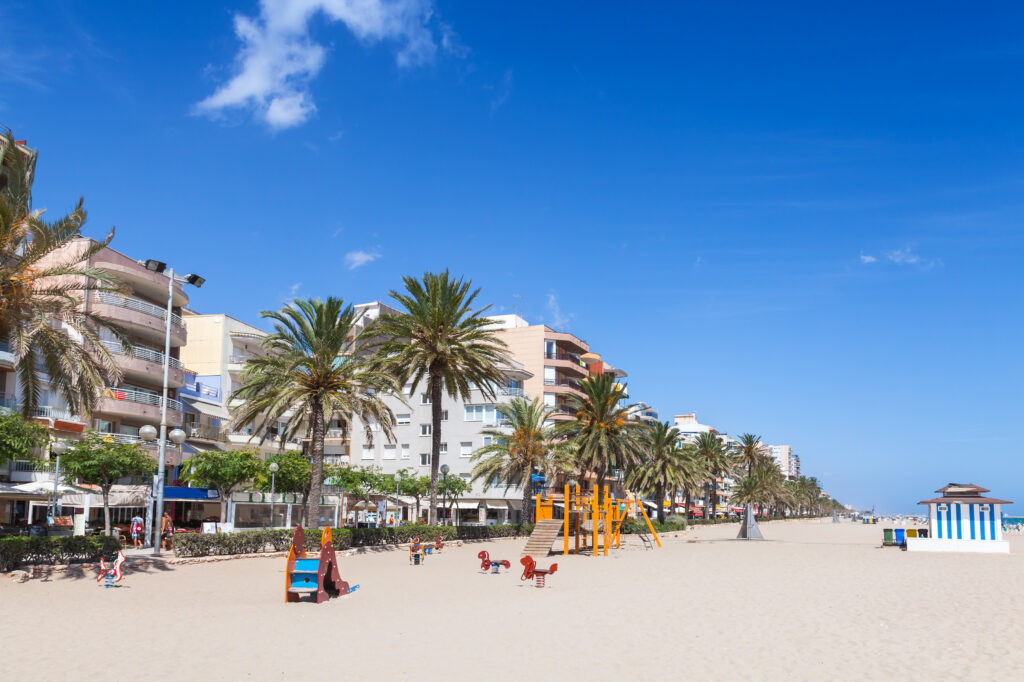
[929, 503, 1003, 541]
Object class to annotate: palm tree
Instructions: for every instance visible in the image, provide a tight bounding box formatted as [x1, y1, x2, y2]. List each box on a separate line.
[625, 421, 686, 523]
[369, 271, 509, 525]
[231, 298, 399, 526]
[675, 443, 708, 520]
[735, 433, 765, 477]
[692, 431, 735, 520]
[1, 132, 128, 417]
[558, 373, 643, 501]
[731, 460, 786, 515]
[470, 397, 561, 524]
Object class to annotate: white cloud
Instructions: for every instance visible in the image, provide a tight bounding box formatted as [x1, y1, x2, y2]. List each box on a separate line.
[344, 249, 380, 269]
[885, 247, 920, 265]
[859, 253, 877, 264]
[195, 0, 444, 128]
[289, 282, 302, 296]
[490, 69, 514, 113]
[546, 292, 570, 329]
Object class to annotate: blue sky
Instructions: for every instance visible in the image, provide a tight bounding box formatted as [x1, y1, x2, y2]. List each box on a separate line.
[3, 1, 1022, 514]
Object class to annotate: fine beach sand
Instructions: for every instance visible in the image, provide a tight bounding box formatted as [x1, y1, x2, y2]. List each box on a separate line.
[3, 519, 1023, 680]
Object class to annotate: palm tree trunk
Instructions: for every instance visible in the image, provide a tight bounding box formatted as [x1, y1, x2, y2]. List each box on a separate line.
[710, 475, 718, 521]
[523, 466, 534, 524]
[656, 482, 666, 523]
[102, 487, 112, 536]
[427, 366, 443, 526]
[306, 395, 326, 528]
[685, 488, 692, 521]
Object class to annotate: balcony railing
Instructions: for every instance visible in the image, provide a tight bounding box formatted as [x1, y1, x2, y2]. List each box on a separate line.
[544, 351, 583, 363]
[103, 387, 183, 412]
[229, 353, 254, 366]
[496, 387, 526, 398]
[33, 406, 82, 421]
[10, 459, 56, 472]
[95, 292, 183, 327]
[100, 340, 183, 370]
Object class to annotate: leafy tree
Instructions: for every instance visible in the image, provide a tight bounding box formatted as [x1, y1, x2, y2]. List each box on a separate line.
[398, 472, 431, 523]
[253, 451, 311, 494]
[675, 444, 708, 520]
[231, 297, 398, 527]
[369, 270, 509, 524]
[0, 410, 49, 465]
[625, 421, 687, 523]
[327, 466, 387, 515]
[179, 449, 263, 522]
[735, 433, 766, 478]
[60, 431, 156, 535]
[693, 432, 736, 520]
[557, 373, 643, 500]
[471, 397, 563, 524]
[1, 131, 129, 418]
[440, 473, 472, 525]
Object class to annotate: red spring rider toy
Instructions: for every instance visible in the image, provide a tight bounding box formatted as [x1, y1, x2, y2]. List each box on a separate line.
[477, 550, 511, 574]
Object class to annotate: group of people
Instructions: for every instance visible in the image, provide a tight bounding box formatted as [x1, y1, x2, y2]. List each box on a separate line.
[126, 511, 175, 551]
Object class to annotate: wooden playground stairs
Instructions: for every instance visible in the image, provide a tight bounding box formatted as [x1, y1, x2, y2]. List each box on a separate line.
[522, 519, 563, 557]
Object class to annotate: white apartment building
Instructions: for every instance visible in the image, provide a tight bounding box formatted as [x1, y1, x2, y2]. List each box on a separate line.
[768, 445, 793, 479]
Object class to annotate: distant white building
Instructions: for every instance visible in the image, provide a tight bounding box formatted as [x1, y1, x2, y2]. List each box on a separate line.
[768, 445, 793, 479]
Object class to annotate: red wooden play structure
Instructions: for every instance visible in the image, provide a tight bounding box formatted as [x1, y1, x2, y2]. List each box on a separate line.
[285, 526, 351, 604]
[520, 555, 558, 588]
[477, 550, 511, 573]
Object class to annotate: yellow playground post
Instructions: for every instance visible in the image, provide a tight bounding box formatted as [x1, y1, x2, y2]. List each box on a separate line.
[549, 483, 660, 556]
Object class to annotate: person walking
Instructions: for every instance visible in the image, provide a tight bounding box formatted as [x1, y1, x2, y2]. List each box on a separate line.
[130, 513, 145, 549]
[160, 511, 174, 552]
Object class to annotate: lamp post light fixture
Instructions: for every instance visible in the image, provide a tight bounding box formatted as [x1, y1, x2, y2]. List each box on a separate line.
[440, 464, 450, 526]
[393, 471, 402, 526]
[268, 462, 279, 529]
[137, 259, 205, 556]
[49, 440, 68, 523]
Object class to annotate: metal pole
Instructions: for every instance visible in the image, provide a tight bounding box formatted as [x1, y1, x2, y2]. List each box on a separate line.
[153, 267, 173, 555]
[442, 473, 447, 526]
[50, 454, 60, 522]
[270, 472, 276, 529]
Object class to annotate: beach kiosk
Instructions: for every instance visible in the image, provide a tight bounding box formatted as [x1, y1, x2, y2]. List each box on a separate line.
[906, 483, 1012, 554]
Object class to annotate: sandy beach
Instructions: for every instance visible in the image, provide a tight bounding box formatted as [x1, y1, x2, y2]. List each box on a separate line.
[3, 519, 1022, 681]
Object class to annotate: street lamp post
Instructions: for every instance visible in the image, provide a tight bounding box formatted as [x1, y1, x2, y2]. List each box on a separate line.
[393, 471, 401, 526]
[49, 440, 68, 523]
[138, 259, 204, 556]
[268, 462, 279, 529]
[141, 425, 186, 552]
[440, 464, 449, 526]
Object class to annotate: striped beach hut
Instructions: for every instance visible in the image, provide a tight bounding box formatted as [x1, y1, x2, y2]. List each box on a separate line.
[906, 483, 1012, 554]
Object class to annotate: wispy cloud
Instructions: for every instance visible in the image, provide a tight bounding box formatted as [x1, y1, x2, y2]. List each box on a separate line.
[859, 253, 877, 264]
[289, 282, 302, 296]
[546, 292, 570, 329]
[885, 247, 920, 265]
[859, 247, 942, 269]
[331, 227, 344, 238]
[489, 69, 514, 113]
[344, 249, 380, 270]
[195, 0, 452, 129]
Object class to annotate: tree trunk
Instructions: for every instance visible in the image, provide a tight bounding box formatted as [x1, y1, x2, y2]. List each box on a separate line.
[522, 471, 533, 524]
[427, 366, 443, 525]
[306, 396, 326, 528]
[685, 488, 692, 520]
[102, 486, 112, 536]
[710, 475, 718, 521]
[656, 482, 666, 523]
[220, 488, 229, 523]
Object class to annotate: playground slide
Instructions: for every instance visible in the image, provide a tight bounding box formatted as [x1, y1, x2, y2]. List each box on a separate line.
[285, 526, 351, 604]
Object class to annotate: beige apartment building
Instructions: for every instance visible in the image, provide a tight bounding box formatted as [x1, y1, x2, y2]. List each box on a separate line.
[486, 314, 627, 419]
[179, 312, 302, 456]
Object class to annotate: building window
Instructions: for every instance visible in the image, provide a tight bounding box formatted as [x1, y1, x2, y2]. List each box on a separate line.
[460, 442, 473, 457]
[441, 410, 448, 421]
[404, 383, 414, 396]
[544, 366, 556, 385]
[439, 443, 448, 454]
[361, 445, 375, 460]
[420, 393, 430, 405]
[397, 413, 410, 425]
[383, 445, 397, 460]
[420, 453, 430, 466]
[459, 473, 471, 481]
[464, 405, 496, 424]
[543, 393, 556, 407]
[401, 444, 410, 459]
[483, 436, 493, 447]
[420, 424, 431, 436]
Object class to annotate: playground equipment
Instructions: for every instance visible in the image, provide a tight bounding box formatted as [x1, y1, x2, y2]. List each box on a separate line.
[478, 551, 511, 574]
[409, 536, 426, 565]
[520, 555, 558, 588]
[96, 551, 126, 588]
[533, 484, 661, 557]
[434, 535, 445, 552]
[285, 526, 352, 604]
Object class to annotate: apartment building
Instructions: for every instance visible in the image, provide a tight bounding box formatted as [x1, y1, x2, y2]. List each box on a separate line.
[178, 312, 302, 457]
[768, 445, 793, 479]
[486, 314, 627, 420]
[672, 412, 738, 516]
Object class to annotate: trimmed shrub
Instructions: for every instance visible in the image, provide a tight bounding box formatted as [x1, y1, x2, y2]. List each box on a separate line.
[0, 535, 121, 571]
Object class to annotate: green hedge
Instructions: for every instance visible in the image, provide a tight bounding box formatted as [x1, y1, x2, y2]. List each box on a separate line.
[0, 535, 122, 572]
[173, 523, 537, 559]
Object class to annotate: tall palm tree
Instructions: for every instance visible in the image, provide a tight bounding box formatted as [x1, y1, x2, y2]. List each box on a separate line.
[731, 460, 786, 514]
[470, 397, 564, 524]
[626, 421, 686, 523]
[692, 431, 735, 520]
[676, 443, 708, 520]
[232, 298, 398, 526]
[1, 132, 128, 418]
[369, 271, 509, 525]
[735, 433, 765, 477]
[558, 373, 643, 501]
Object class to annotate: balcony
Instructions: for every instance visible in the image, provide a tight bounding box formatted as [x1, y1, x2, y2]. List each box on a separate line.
[92, 292, 186, 346]
[227, 353, 256, 374]
[0, 339, 13, 369]
[100, 340, 185, 388]
[95, 387, 183, 425]
[543, 353, 590, 377]
[32, 405, 84, 422]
